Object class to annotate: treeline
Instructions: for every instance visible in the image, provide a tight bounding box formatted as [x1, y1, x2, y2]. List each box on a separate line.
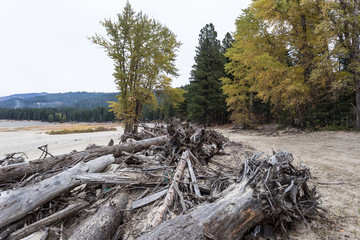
[220, 0, 359, 130]
[0, 107, 115, 123]
[144, 0, 359, 130]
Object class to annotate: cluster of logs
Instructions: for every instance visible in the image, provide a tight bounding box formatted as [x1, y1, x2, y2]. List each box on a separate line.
[0, 120, 323, 240]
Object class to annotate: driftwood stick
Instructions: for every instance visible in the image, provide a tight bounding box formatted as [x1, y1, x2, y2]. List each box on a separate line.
[72, 173, 135, 185]
[151, 150, 189, 227]
[0, 155, 115, 229]
[186, 157, 201, 196]
[132, 189, 168, 209]
[316, 181, 345, 185]
[8, 202, 87, 240]
[69, 192, 128, 240]
[142, 129, 157, 137]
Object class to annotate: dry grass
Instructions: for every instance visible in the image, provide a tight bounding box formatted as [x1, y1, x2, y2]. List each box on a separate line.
[47, 126, 117, 135]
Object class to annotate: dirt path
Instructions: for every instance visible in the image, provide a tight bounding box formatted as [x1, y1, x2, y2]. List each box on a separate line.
[217, 128, 360, 239]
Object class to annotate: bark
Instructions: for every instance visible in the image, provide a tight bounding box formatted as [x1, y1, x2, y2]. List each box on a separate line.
[72, 173, 135, 185]
[8, 202, 87, 240]
[0, 135, 168, 184]
[0, 155, 115, 229]
[69, 192, 128, 240]
[151, 150, 189, 227]
[139, 181, 264, 240]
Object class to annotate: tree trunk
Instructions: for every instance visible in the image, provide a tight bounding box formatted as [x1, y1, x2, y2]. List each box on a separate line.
[0, 155, 115, 229]
[138, 181, 264, 240]
[0, 135, 168, 184]
[69, 192, 128, 240]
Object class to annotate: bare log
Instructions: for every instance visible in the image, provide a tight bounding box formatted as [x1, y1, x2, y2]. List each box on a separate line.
[151, 150, 189, 227]
[69, 192, 128, 240]
[72, 173, 135, 185]
[0, 135, 168, 184]
[8, 202, 87, 240]
[0, 155, 115, 229]
[139, 181, 264, 240]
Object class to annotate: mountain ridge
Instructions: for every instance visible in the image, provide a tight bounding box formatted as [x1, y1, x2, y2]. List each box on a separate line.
[0, 92, 117, 109]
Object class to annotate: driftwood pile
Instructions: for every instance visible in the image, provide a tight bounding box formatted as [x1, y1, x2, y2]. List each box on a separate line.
[0, 120, 324, 240]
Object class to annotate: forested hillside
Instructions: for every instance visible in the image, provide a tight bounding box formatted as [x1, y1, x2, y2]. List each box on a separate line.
[0, 92, 117, 109]
[0, 92, 117, 122]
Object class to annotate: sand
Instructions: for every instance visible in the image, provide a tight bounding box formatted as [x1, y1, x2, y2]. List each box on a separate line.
[1, 121, 359, 239]
[216, 128, 360, 239]
[0, 120, 123, 160]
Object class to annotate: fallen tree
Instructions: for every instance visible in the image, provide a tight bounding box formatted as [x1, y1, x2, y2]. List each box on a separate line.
[0, 155, 115, 229]
[0, 135, 168, 184]
[139, 181, 264, 240]
[69, 192, 128, 240]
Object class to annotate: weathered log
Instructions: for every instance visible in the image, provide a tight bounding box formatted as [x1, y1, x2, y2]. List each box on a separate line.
[8, 202, 87, 240]
[139, 181, 264, 240]
[69, 192, 128, 240]
[151, 150, 189, 227]
[186, 157, 201, 196]
[122, 151, 155, 164]
[0, 135, 168, 184]
[72, 173, 135, 185]
[0, 155, 115, 229]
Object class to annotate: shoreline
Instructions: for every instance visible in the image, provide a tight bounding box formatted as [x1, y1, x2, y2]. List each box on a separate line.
[0, 121, 123, 161]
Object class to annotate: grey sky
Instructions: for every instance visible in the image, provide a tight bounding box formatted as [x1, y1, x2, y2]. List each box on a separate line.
[0, 0, 251, 97]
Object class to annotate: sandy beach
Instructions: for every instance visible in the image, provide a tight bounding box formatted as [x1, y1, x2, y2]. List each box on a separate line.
[1, 120, 359, 239]
[0, 120, 123, 160]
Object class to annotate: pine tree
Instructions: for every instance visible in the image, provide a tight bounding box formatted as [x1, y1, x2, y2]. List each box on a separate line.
[187, 23, 228, 125]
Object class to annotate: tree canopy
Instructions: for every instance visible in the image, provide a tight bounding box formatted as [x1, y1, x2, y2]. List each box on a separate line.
[222, 0, 358, 129]
[90, 2, 182, 133]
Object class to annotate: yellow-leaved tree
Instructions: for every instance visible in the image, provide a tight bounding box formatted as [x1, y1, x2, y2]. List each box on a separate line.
[223, 0, 334, 127]
[90, 2, 181, 133]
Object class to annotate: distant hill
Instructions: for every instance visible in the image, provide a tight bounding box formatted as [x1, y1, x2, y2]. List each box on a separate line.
[0, 92, 48, 102]
[0, 92, 117, 109]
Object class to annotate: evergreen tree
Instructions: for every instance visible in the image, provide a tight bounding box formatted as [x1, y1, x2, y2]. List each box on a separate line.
[187, 23, 228, 125]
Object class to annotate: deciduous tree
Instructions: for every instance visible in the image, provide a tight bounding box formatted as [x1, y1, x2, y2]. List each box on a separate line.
[223, 1, 334, 127]
[90, 2, 181, 133]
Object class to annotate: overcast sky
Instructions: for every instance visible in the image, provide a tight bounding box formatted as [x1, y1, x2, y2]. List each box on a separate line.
[0, 0, 251, 97]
